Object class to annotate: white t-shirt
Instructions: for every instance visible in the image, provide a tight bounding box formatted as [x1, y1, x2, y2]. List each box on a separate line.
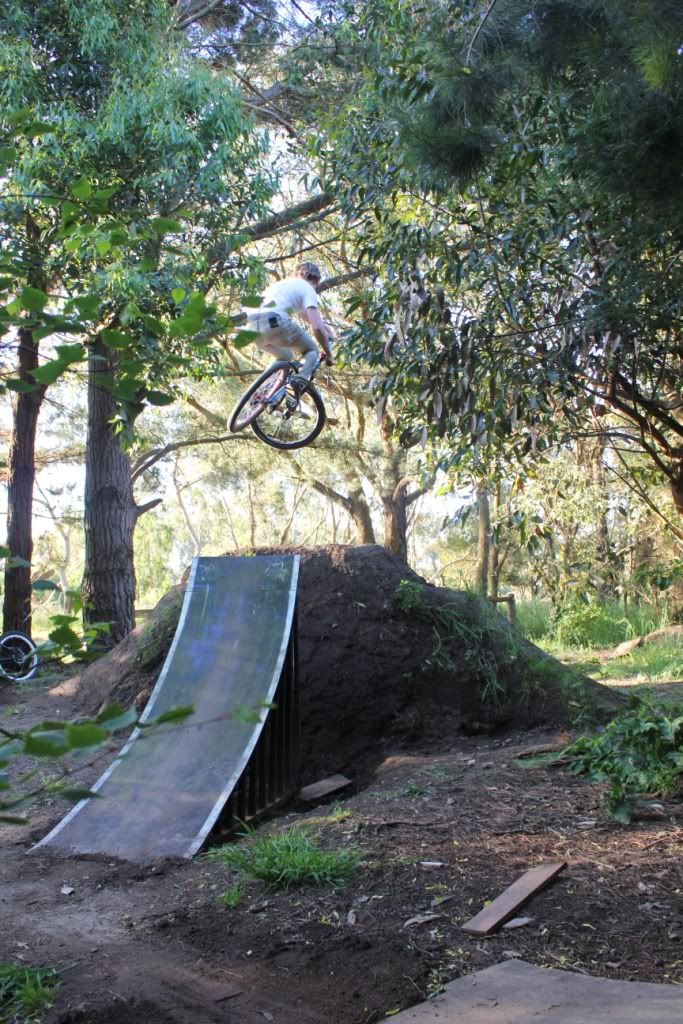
[256, 277, 318, 317]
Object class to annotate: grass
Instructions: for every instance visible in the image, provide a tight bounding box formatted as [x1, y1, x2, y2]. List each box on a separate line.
[219, 883, 245, 909]
[0, 963, 60, 1023]
[204, 826, 361, 890]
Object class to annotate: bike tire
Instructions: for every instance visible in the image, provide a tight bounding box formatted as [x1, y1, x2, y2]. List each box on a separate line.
[251, 379, 326, 450]
[228, 364, 289, 433]
[0, 630, 39, 682]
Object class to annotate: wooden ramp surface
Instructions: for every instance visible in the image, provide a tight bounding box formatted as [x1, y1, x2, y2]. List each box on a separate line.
[391, 960, 683, 1023]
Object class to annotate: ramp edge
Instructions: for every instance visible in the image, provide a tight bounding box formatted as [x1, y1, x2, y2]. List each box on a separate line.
[185, 554, 300, 856]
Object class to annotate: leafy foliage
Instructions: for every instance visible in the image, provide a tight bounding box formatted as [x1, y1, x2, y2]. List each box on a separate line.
[0, 702, 192, 823]
[524, 700, 683, 822]
[303, 1, 683, 520]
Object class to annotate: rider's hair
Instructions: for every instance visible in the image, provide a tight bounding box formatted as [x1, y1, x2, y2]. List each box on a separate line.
[296, 261, 322, 283]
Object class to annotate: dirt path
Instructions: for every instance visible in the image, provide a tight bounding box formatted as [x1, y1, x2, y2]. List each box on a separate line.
[2, 682, 682, 1024]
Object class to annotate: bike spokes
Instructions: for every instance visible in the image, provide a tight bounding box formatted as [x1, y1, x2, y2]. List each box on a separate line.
[233, 369, 287, 430]
[250, 380, 325, 449]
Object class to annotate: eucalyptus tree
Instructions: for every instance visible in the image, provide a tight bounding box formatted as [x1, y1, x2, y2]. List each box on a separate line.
[0, 0, 274, 639]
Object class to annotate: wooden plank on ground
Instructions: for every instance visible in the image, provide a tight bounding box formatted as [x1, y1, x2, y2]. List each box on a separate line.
[299, 774, 352, 801]
[462, 861, 566, 935]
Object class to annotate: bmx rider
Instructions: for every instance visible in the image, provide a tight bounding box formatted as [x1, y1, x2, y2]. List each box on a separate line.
[245, 261, 334, 401]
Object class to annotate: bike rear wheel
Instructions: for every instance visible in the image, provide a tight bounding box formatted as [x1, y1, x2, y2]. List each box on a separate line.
[229, 365, 289, 433]
[251, 378, 325, 450]
[0, 630, 38, 682]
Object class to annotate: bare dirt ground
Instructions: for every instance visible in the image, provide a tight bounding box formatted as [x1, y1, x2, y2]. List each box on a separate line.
[2, 682, 682, 1024]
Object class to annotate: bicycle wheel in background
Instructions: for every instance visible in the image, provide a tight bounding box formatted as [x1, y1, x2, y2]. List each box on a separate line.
[0, 630, 39, 682]
[228, 365, 289, 433]
[251, 379, 325, 450]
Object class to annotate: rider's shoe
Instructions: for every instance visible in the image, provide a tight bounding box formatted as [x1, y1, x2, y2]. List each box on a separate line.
[285, 374, 308, 411]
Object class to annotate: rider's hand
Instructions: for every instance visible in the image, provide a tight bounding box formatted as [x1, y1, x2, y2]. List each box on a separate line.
[323, 352, 334, 366]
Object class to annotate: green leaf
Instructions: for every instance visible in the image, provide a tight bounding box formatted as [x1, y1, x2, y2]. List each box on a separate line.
[0, 145, 18, 169]
[149, 705, 194, 726]
[168, 314, 202, 338]
[233, 330, 260, 349]
[6, 379, 38, 394]
[31, 360, 68, 385]
[610, 801, 633, 824]
[71, 177, 92, 200]
[65, 723, 108, 749]
[97, 705, 138, 732]
[145, 390, 175, 406]
[55, 343, 85, 363]
[241, 295, 263, 308]
[72, 295, 101, 318]
[151, 217, 183, 235]
[32, 579, 60, 592]
[59, 788, 101, 801]
[48, 623, 82, 648]
[101, 329, 132, 350]
[171, 288, 186, 304]
[19, 286, 48, 312]
[24, 731, 68, 757]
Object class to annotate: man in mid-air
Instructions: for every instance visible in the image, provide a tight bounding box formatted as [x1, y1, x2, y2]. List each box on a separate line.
[245, 261, 334, 400]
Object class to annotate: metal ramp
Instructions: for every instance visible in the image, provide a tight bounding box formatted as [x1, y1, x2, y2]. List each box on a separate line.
[35, 555, 299, 861]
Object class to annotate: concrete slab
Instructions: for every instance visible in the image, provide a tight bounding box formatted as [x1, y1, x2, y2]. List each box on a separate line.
[390, 960, 683, 1023]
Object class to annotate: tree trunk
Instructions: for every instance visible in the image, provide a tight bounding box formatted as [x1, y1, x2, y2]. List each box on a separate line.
[2, 327, 46, 635]
[81, 338, 137, 645]
[475, 485, 491, 597]
[488, 481, 501, 599]
[382, 485, 409, 561]
[348, 488, 376, 545]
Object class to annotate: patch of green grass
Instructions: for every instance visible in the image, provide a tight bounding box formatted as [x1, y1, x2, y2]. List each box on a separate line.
[0, 963, 60, 1023]
[219, 883, 245, 909]
[516, 599, 552, 640]
[305, 804, 352, 827]
[204, 826, 361, 890]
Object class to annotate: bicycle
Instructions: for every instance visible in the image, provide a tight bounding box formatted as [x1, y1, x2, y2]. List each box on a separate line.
[228, 354, 326, 450]
[0, 630, 39, 683]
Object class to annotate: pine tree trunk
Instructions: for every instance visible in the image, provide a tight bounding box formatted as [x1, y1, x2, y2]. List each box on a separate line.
[2, 328, 46, 635]
[81, 338, 136, 645]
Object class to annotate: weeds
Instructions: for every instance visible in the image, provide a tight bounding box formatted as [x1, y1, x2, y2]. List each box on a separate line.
[520, 698, 683, 822]
[205, 826, 361, 890]
[0, 963, 60, 1023]
[219, 883, 245, 909]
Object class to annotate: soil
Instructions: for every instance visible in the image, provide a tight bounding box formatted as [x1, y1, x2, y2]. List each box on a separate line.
[2, 546, 681, 1024]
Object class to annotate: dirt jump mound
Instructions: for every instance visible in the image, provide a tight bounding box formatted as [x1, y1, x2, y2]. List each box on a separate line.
[59, 545, 619, 785]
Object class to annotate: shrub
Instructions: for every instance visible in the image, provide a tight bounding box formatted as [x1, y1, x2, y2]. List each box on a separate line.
[522, 699, 683, 822]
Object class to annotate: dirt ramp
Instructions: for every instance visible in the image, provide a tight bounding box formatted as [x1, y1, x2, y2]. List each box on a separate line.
[55, 545, 620, 784]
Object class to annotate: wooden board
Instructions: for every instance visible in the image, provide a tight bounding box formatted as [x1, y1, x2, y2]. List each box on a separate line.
[299, 774, 352, 801]
[462, 861, 566, 935]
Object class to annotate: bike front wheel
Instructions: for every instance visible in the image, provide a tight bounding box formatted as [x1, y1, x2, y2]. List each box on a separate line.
[251, 378, 326, 450]
[0, 630, 39, 682]
[229, 365, 289, 433]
